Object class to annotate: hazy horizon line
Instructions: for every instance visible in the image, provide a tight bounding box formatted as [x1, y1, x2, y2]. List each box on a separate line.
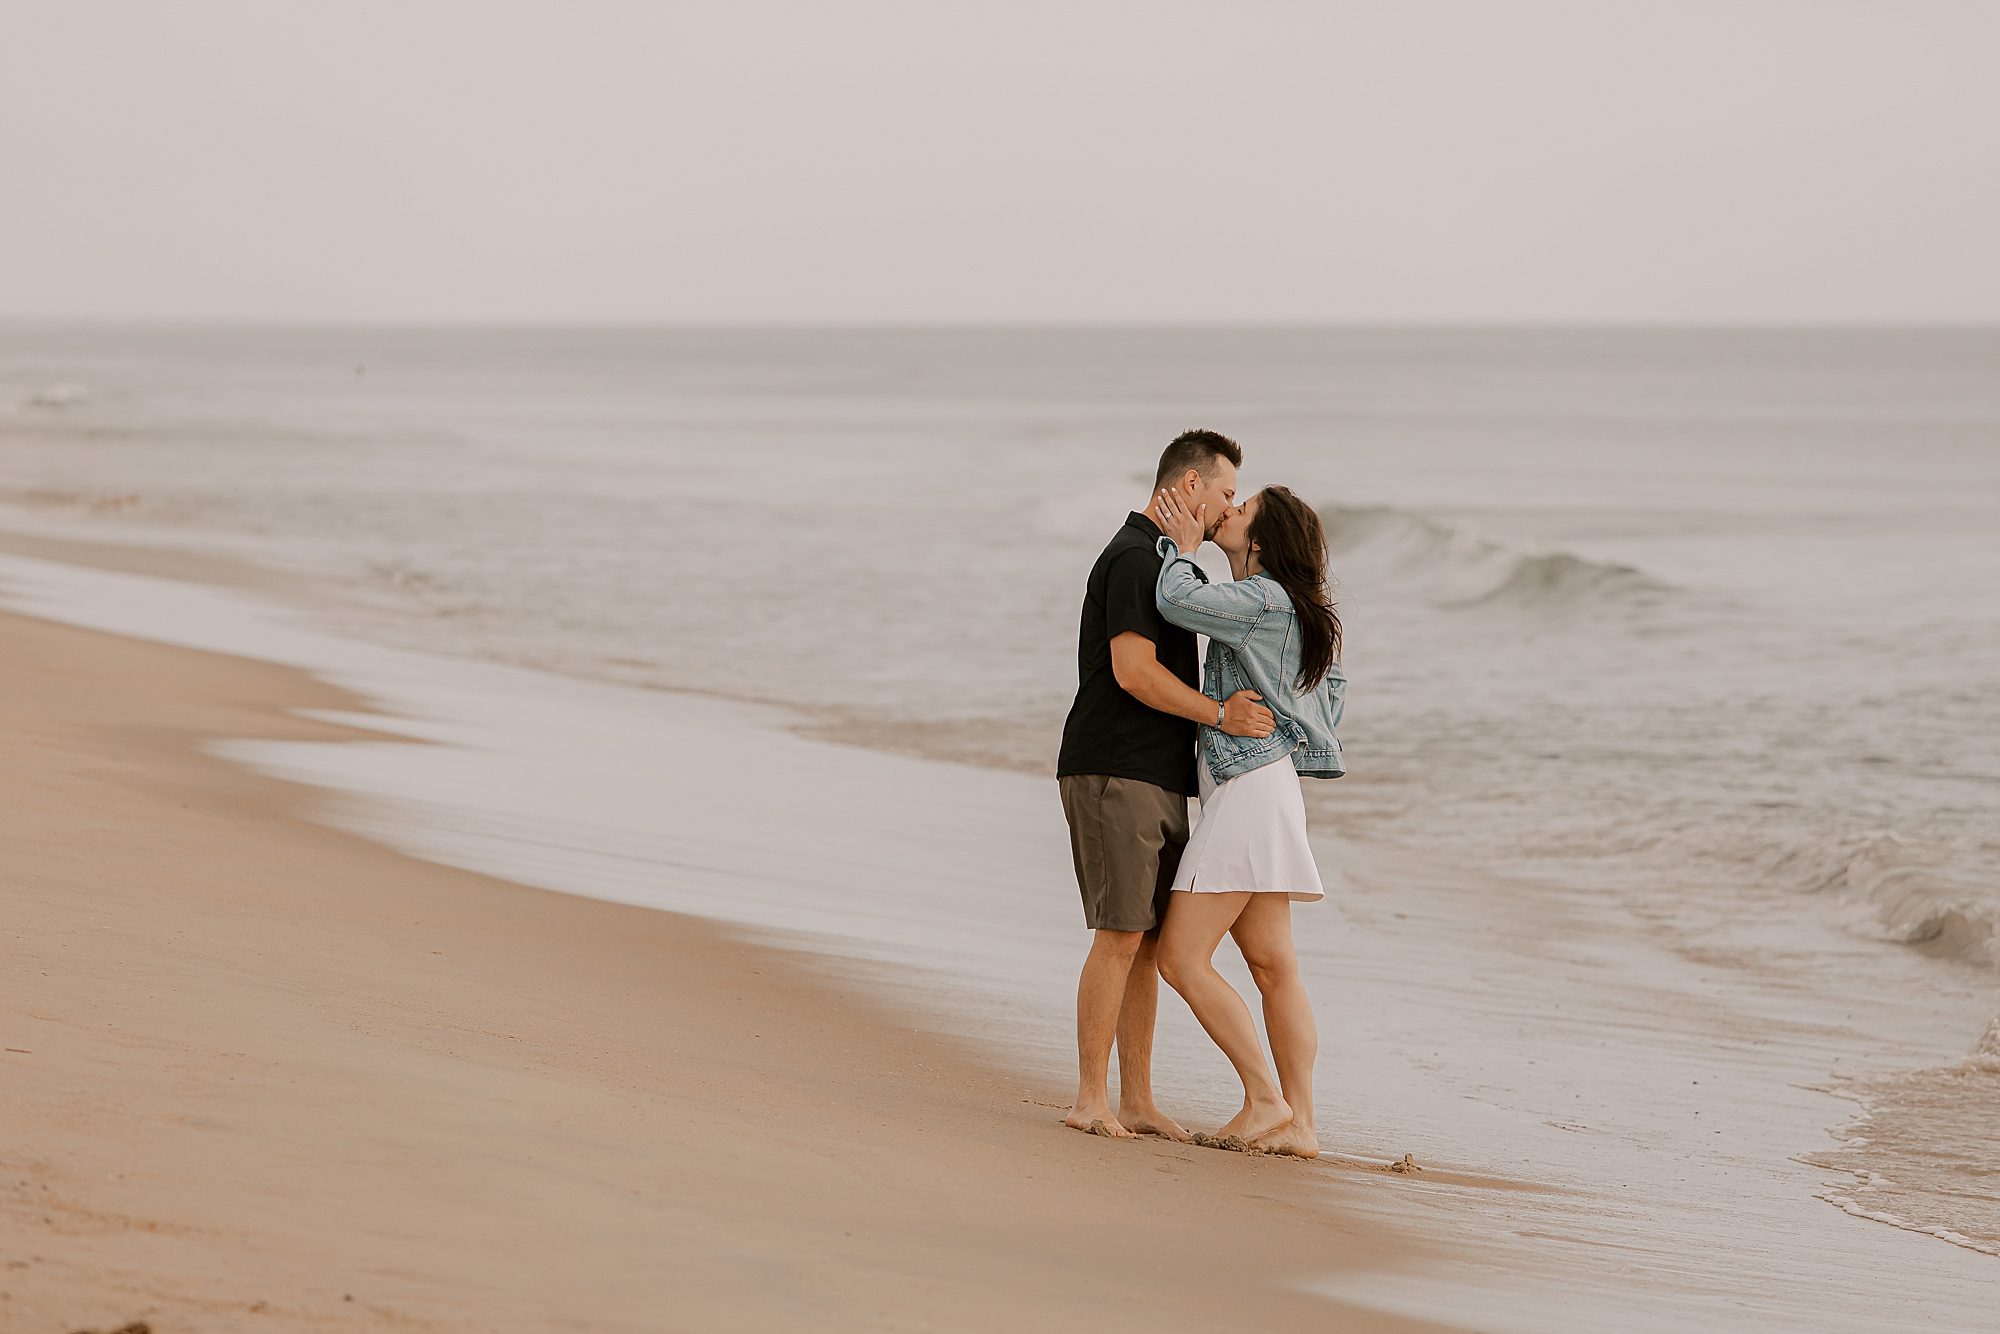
[5, 316, 1998, 334]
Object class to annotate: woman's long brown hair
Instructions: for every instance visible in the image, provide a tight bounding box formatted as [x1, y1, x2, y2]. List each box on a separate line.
[1246, 486, 1342, 692]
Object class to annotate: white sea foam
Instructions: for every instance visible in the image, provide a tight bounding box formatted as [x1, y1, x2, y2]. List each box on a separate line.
[1809, 1017, 2000, 1257]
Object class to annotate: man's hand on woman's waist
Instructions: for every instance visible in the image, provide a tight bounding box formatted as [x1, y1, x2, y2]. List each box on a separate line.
[1219, 690, 1276, 738]
[1110, 632, 1272, 734]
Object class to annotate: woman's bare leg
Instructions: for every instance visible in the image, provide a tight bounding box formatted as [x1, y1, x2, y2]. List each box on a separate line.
[1230, 893, 1319, 1157]
[1156, 890, 1292, 1140]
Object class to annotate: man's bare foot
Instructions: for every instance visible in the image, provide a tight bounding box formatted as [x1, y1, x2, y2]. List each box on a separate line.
[1251, 1120, 1319, 1159]
[1119, 1105, 1192, 1141]
[1065, 1107, 1135, 1137]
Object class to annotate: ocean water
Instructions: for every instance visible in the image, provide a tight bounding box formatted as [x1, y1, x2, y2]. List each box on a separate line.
[3, 326, 1997, 1314]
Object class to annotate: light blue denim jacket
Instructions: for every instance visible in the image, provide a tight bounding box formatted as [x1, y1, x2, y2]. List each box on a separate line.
[1155, 537, 1347, 782]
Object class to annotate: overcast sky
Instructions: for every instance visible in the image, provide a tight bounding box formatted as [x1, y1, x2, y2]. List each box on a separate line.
[3, 2, 1995, 324]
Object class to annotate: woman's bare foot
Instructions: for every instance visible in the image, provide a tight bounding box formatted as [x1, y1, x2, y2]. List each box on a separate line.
[1065, 1105, 1134, 1137]
[1250, 1119, 1319, 1159]
[1118, 1104, 1192, 1141]
[1214, 1095, 1292, 1144]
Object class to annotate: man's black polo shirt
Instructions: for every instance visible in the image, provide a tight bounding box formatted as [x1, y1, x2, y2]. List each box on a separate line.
[1056, 511, 1201, 798]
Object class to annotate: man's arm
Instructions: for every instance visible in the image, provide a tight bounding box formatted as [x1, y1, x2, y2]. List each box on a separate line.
[1109, 632, 1275, 737]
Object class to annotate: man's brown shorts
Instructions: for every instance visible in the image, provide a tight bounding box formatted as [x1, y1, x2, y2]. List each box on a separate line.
[1058, 774, 1190, 933]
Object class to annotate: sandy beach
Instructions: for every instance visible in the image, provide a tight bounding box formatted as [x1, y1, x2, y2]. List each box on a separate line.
[1, 606, 1453, 1334]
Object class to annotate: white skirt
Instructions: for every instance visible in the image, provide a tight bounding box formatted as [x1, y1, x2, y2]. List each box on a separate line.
[1172, 751, 1325, 901]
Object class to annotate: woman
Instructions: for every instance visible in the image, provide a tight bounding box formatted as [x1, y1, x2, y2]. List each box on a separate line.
[1146, 484, 1346, 1159]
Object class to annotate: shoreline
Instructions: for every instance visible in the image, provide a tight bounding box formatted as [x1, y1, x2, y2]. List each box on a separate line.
[0, 606, 1449, 1333]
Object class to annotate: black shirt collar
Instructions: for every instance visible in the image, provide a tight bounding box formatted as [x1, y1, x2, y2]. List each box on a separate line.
[1125, 511, 1164, 541]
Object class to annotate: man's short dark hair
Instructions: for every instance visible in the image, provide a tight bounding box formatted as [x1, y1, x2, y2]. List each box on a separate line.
[1154, 429, 1243, 489]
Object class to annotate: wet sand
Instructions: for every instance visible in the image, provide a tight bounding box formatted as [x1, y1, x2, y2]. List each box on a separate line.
[0, 608, 1450, 1334]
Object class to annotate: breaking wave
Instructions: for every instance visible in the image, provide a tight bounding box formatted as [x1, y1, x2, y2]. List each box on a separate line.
[1769, 831, 2000, 970]
[20, 381, 91, 410]
[1319, 505, 1678, 616]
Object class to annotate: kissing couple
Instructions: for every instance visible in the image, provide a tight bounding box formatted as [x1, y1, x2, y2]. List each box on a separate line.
[1056, 428, 1346, 1158]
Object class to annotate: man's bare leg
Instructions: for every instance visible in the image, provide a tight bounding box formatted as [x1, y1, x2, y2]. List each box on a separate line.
[1112, 932, 1191, 1140]
[1233, 894, 1320, 1158]
[1067, 928, 1143, 1136]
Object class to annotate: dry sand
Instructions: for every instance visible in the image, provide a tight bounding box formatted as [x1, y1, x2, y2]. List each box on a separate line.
[0, 608, 1451, 1334]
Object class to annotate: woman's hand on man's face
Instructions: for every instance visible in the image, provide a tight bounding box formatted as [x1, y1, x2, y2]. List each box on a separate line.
[1151, 487, 1206, 554]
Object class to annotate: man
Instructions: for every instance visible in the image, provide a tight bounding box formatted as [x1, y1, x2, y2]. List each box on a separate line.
[1056, 429, 1276, 1139]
